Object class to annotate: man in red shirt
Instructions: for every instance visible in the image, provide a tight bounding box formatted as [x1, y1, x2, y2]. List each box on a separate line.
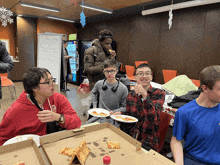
[116, 63, 165, 151]
[0, 67, 81, 145]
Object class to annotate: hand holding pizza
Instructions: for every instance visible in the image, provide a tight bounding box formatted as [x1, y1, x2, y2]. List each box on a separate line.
[110, 50, 116, 59]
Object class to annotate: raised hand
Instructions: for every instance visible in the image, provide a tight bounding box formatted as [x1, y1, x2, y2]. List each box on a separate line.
[37, 110, 60, 123]
[134, 79, 147, 98]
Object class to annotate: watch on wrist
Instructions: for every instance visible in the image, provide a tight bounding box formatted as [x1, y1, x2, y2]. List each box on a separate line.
[58, 114, 64, 123]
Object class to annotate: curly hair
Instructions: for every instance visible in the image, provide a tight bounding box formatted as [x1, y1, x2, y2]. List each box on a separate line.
[99, 29, 113, 41]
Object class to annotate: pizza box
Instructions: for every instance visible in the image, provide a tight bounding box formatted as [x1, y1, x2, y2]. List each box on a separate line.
[40, 122, 176, 165]
[0, 139, 47, 165]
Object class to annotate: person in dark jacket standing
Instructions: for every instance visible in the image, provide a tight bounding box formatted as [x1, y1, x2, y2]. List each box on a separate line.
[0, 40, 14, 99]
[84, 29, 116, 91]
[60, 40, 71, 92]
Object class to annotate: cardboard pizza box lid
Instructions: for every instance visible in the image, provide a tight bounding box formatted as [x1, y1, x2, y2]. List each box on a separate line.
[0, 139, 47, 165]
[146, 150, 176, 165]
[40, 123, 176, 165]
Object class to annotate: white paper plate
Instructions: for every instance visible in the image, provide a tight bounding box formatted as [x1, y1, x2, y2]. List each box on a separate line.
[3, 134, 40, 147]
[88, 108, 110, 118]
[110, 115, 138, 123]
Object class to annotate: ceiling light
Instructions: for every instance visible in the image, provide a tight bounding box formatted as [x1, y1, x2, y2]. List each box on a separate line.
[142, 0, 220, 16]
[17, 15, 23, 17]
[80, 4, 113, 14]
[20, 2, 60, 12]
[47, 15, 74, 23]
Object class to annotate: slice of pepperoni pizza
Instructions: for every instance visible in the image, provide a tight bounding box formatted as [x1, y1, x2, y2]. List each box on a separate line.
[91, 111, 99, 116]
[122, 117, 136, 121]
[107, 141, 120, 149]
[59, 147, 75, 156]
[99, 112, 108, 116]
[13, 161, 25, 165]
[69, 140, 90, 165]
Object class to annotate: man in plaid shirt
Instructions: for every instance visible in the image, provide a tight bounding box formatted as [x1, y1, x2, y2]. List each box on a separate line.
[116, 63, 165, 151]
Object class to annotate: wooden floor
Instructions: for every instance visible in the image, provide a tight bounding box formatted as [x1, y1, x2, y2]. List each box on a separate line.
[0, 82, 89, 125]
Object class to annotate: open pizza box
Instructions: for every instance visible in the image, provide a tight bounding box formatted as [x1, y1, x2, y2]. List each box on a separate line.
[0, 139, 47, 165]
[40, 123, 176, 165]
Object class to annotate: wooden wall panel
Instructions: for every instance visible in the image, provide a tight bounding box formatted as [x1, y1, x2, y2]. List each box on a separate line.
[37, 18, 77, 40]
[205, 5, 220, 29]
[109, 17, 131, 64]
[9, 17, 37, 81]
[0, 19, 16, 58]
[200, 27, 220, 70]
[77, 3, 220, 84]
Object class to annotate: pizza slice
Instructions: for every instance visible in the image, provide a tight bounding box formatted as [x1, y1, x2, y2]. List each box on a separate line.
[68, 151, 77, 165]
[69, 140, 90, 165]
[122, 117, 136, 121]
[107, 141, 120, 149]
[13, 161, 25, 165]
[116, 116, 122, 119]
[91, 111, 98, 116]
[99, 112, 108, 116]
[59, 147, 75, 156]
[77, 140, 90, 165]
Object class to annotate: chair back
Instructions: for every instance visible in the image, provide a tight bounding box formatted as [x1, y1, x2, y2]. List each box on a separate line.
[0, 73, 8, 77]
[162, 70, 178, 83]
[191, 79, 200, 88]
[1, 76, 14, 86]
[135, 61, 148, 68]
[125, 65, 135, 77]
[119, 63, 126, 73]
[158, 112, 172, 153]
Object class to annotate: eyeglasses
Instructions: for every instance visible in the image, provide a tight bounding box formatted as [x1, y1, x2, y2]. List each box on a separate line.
[38, 78, 56, 86]
[103, 70, 116, 74]
[136, 72, 152, 76]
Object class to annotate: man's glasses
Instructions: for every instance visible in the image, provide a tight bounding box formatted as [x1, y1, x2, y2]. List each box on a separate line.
[136, 72, 152, 77]
[103, 70, 116, 74]
[38, 78, 56, 86]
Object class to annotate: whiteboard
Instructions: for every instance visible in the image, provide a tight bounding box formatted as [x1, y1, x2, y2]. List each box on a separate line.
[37, 34, 63, 87]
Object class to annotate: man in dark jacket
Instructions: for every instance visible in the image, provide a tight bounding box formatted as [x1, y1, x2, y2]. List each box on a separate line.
[84, 29, 116, 90]
[0, 40, 14, 99]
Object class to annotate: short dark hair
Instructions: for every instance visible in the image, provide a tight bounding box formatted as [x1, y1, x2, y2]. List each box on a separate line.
[135, 63, 152, 74]
[22, 67, 51, 97]
[200, 65, 220, 92]
[63, 40, 68, 44]
[103, 59, 117, 69]
[99, 29, 113, 42]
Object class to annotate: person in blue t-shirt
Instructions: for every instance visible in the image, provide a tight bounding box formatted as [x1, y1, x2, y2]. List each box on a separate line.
[171, 65, 220, 165]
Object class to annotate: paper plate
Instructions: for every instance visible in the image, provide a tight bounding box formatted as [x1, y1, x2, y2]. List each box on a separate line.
[3, 134, 40, 147]
[88, 108, 110, 118]
[111, 115, 138, 123]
